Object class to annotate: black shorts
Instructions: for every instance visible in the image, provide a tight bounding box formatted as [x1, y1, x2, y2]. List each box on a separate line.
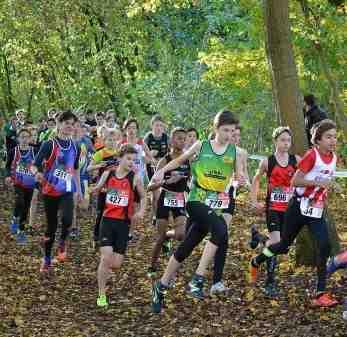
[222, 186, 236, 216]
[146, 164, 155, 181]
[266, 209, 285, 233]
[99, 217, 130, 254]
[156, 190, 187, 220]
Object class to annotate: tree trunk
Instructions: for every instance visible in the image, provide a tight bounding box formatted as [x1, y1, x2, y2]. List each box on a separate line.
[263, 0, 307, 155]
[263, 0, 340, 265]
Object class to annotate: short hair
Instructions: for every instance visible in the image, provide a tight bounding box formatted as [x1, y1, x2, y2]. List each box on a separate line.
[151, 114, 164, 126]
[123, 117, 139, 131]
[312, 119, 336, 145]
[213, 110, 239, 129]
[95, 111, 105, 118]
[17, 128, 31, 137]
[235, 124, 242, 132]
[187, 127, 199, 139]
[15, 109, 25, 117]
[57, 110, 78, 123]
[119, 144, 138, 157]
[170, 127, 186, 138]
[86, 109, 94, 115]
[304, 94, 315, 107]
[272, 126, 292, 140]
[47, 118, 56, 124]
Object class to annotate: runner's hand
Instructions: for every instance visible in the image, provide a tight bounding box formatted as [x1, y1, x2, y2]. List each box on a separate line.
[132, 211, 144, 224]
[165, 172, 184, 185]
[35, 172, 44, 183]
[251, 201, 265, 214]
[5, 177, 13, 186]
[317, 179, 332, 190]
[150, 150, 159, 157]
[151, 169, 164, 185]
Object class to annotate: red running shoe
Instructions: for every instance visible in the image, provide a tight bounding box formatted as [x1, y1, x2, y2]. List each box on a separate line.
[311, 293, 338, 307]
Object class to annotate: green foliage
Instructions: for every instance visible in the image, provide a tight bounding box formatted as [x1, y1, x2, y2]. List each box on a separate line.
[0, 0, 346, 155]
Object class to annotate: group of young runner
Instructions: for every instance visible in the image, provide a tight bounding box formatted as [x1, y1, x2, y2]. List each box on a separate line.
[2, 107, 346, 314]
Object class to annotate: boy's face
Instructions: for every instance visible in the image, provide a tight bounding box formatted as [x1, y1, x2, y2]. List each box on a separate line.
[172, 132, 186, 151]
[18, 131, 31, 146]
[152, 121, 164, 135]
[126, 122, 137, 137]
[216, 124, 235, 145]
[59, 118, 75, 136]
[120, 153, 136, 172]
[317, 128, 337, 152]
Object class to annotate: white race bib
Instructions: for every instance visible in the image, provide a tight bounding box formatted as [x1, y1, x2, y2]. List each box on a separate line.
[54, 169, 72, 192]
[270, 187, 292, 203]
[300, 197, 324, 219]
[164, 191, 185, 208]
[205, 192, 229, 209]
[106, 192, 129, 207]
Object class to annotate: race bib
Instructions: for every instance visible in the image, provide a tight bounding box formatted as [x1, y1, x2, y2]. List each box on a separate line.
[270, 187, 292, 203]
[300, 197, 324, 219]
[54, 169, 72, 192]
[164, 191, 185, 208]
[16, 165, 34, 176]
[205, 192, 229, 209]
[106, 191, 129, 207]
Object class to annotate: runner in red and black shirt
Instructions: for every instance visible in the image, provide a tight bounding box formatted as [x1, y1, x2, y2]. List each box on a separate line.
[91, 144, 146, 307]
[250, 126, 300, 296]
[250, 120, 340, 307]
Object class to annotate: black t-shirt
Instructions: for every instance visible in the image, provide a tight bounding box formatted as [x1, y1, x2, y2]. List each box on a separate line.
[85, 119, 97, 127]
[144, 132, 169, 159]
[163, 154, 190, 193]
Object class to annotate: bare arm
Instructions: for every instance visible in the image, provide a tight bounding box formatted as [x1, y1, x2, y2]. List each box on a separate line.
[250, 159, 268, 203]
[143, 142, 155, 165]
[154, 141, 201, 180]
[87, 159, 106, 173]
[92, 170, 111, 192]
[133, 174, 147, 217]
[292, 170, 330, 189]
[147, 157, 167, 192]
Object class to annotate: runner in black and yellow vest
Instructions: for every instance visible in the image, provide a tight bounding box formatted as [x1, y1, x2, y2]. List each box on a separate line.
[150, 110, 244, 313]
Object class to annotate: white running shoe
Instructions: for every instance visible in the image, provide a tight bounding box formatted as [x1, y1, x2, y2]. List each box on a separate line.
[210, 281, 229, 295]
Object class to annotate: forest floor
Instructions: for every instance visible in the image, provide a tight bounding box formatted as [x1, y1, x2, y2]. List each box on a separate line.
[1, 181, 347, 337]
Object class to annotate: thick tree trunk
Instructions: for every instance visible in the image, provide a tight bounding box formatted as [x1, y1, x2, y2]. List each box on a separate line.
[263, 0, 307, 155]
[263, 0, 340, 265]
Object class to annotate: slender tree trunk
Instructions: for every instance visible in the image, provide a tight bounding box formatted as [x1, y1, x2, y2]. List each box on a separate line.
[263, 0, 340, 265]
[299, 0, 347, 138]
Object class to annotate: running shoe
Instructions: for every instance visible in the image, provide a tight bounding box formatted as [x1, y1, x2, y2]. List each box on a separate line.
[40, 257, 52, 274]
[263, 281, 279, 298]
[10, 218, 19, 235]
[327, 252, 347, 277]
[69, 228, 79, 240]
[250, 259, 259, 284]
[151, 281, 166, 313]
[311, 293, 338, 307]
[97, 294, 108, 307]
[210, 281, 230, 295]
[249, 225, 268, 249]
[147, 266, 158, 278]
[56, 244, 67, 263]
[186, 275, 205, 300]
[16, 231, 28, 246]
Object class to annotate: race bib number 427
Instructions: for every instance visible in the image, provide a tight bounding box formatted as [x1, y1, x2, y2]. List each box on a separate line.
[106, 192, 129, 207]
